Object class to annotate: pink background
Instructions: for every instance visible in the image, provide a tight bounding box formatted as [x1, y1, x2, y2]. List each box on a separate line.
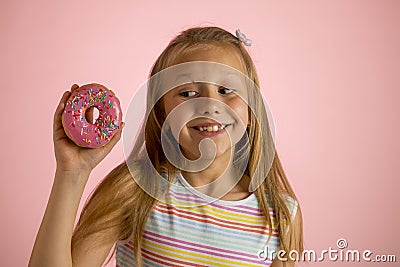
[1, 0, 399, 266]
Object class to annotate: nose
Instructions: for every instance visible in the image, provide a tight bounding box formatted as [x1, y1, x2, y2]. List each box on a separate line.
[196, 98, 220, 115]
[195, 85, 222, 115]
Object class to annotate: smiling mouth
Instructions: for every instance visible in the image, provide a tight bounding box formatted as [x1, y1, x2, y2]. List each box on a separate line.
[191, 124, 230, 132]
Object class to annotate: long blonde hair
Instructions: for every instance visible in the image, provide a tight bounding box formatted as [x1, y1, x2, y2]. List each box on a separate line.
[72, 26, 303, 266]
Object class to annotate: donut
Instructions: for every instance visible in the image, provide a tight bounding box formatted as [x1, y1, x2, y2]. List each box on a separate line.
[62, 83, 122, 148]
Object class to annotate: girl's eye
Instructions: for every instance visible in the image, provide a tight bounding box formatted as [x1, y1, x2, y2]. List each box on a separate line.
[180, 91, 198, 97]
[218, 87, 234, 95]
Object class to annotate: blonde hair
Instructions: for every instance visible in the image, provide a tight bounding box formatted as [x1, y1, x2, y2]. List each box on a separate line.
[72, 26, 303, 266]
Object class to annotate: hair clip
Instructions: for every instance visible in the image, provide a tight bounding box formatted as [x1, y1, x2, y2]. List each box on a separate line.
[235, 29, 252, 46]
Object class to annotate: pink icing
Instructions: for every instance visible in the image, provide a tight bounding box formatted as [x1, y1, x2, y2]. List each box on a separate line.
[62, 84, 122, 148]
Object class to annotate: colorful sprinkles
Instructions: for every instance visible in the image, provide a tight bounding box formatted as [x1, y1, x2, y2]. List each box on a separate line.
[62, 84, 122, 148]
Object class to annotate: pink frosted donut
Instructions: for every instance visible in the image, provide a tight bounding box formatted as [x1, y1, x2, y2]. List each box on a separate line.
[62, 83, 122, 148]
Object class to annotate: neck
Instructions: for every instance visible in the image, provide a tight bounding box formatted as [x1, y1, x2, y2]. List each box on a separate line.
[180, 148, 248, 199]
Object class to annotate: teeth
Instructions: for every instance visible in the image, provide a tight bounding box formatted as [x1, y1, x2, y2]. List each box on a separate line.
[198, 125, 227, 132]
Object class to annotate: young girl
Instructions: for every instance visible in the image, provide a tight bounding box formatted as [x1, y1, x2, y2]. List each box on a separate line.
[30, 26, 303, 267]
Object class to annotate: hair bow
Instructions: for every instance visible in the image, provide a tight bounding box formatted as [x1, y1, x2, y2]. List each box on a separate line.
[235, 29, 252, 46]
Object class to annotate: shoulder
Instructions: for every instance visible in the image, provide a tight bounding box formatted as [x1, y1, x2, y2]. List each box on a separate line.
[265, 192, 299, 221]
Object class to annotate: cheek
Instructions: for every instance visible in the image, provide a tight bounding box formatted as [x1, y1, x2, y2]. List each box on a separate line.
[163, 96, 183, 117]
[161, 93, 173, 115]
[163, 100, 173, 116]
[162, 99, 196, 140]
[231, 101, 249, 126]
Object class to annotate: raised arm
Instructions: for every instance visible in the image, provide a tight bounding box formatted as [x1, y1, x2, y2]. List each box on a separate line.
[29, 84, 124, 267]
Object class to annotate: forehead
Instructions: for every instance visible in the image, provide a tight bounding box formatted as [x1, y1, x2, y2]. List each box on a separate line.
[152, 44, 251, 102]
[172, 44, 247, 74]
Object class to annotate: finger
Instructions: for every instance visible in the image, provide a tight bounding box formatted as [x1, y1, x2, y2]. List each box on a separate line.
[53, 91, 71, 136]
[71, 84, 80, 92]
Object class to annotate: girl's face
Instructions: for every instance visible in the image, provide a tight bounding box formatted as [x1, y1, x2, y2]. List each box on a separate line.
[161, 45, 249, 161]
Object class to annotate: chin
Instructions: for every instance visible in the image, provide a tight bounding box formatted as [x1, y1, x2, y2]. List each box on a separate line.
[204, 146, 232, 161]
[180, 145, 231, 162]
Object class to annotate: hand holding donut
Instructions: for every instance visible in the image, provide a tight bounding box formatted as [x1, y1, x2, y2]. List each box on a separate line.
[53, 84, 124, 175]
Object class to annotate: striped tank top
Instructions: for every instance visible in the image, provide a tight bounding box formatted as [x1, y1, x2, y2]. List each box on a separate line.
[116, 171, 298, 266]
